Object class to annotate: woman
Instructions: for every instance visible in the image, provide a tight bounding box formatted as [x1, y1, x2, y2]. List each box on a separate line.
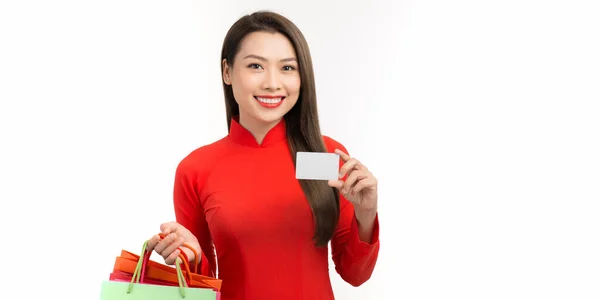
[147, 10, 380, 300]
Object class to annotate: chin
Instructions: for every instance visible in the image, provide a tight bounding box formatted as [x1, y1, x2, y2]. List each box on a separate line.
[255, 111, 287, 124]
[240, 98, 297, 126]
[252, 105, 293, 124]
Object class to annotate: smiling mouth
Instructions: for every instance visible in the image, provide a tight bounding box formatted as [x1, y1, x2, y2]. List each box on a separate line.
[254, 96, 285, 108]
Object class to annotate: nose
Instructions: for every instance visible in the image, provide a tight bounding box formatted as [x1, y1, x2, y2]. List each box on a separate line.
[261, 69, 281, 91]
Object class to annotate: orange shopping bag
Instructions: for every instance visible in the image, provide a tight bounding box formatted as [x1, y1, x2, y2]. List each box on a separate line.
[102, 240, 219, 300]
[109, 234, 222, 292]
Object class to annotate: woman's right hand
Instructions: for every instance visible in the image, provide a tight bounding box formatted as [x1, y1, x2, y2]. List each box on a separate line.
[147, 221, 202, 266]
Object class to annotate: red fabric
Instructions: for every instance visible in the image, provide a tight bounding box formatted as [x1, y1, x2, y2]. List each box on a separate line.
[173, 116, 380, 300]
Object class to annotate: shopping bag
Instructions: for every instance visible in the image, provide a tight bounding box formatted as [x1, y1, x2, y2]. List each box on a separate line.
[109, 234, 222, 291]
[111, 250, 221, 290]
[101, 240, 219, 300]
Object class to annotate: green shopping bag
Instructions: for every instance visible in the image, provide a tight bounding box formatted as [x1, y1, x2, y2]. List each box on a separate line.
[100, 240, 218, 300]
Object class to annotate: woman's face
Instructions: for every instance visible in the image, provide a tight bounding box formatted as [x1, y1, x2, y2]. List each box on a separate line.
[223, 31, 301, 129]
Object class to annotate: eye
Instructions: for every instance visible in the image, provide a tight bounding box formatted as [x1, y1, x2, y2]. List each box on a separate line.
[248, 63, 263, 69]
[282, 65, 297, 71]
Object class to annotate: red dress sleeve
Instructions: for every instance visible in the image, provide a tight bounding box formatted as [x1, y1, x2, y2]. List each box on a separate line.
[172, 157, 217, 277]
[328, 141, 381, 287]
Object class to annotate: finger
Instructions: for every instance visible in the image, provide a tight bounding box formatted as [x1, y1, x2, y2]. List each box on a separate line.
[160, 222, 179, 235]
[352, 177, 377, 194]
[334, 149, 351, 162]
[341, 171, 360, 194]
[342, 171, 369, 194]
[339, 159, 361, 179]
[154, 232, 176, 254]
[146, 234, 161, 252]
[161, 235, 185, 260]
[328, 179, 344, 190]
[165, 249, 181, 265]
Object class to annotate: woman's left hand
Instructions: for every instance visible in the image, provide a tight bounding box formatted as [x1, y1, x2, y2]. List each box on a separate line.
[328, 149, 378, 214]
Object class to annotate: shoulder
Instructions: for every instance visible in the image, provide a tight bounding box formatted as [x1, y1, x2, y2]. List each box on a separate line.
[175, 137, 232, 180]
[322, 135, 350, 154]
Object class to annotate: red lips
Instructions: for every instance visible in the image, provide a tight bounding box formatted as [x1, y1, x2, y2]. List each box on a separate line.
[254, 96, 285, 108]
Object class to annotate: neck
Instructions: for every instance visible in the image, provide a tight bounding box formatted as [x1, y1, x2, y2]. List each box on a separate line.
[238, 114, 282, 145]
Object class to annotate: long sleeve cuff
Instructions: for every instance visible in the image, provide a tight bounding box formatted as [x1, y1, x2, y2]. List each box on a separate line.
[348, 212, 380, 258]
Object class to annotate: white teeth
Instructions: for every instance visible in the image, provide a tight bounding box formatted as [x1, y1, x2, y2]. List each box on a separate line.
[256, 97, 283, 104]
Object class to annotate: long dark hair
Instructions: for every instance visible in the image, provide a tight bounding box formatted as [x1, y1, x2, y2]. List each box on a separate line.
[220, 11, 339, 247]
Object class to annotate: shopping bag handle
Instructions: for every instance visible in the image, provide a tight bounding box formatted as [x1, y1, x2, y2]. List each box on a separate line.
[140, 241, 194, 285]
[127, 240, 189, 298]
[158, 232, 199, 274]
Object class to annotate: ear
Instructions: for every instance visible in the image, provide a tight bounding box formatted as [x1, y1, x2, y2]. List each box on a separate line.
[222, 58, 231, 85]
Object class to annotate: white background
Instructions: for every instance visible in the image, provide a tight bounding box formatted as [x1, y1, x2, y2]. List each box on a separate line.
[1, 0, 599, 299]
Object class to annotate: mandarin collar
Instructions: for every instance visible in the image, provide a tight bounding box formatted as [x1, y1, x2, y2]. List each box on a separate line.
[228, 116, 287, 148]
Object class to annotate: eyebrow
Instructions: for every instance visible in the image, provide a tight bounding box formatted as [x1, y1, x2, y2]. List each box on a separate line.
[243, 54, 297, 63]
